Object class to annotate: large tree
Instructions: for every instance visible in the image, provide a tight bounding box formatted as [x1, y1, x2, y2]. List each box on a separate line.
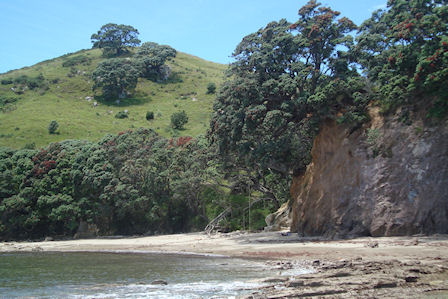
[92, 58, 140, 100]
[91, 23, 141, 56]
[355, 0, 448, 114]
[134, 42, 177, 81]
[210, 1, 364, 177]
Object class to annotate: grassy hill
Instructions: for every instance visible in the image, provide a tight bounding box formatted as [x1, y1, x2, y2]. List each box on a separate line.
[0, 48, 227, 149]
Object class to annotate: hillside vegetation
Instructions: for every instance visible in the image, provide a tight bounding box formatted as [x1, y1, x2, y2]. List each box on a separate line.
[0, 48, 226, 148]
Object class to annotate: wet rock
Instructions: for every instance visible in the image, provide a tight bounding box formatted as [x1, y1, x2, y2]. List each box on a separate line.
[374, 281, 398, 288]
[312, 259, 320, 266]
[328, 271, 351, 278]
[286, 280, 304, 288]
[405, 276, 419, 283]
[151, 279, 168, 285]
[262, 277, 288, 283]
[366, 241, 379, 248]
[306, 281, 323, 287]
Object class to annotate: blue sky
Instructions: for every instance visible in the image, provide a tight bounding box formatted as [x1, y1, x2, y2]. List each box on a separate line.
[0, 0, 386, 73]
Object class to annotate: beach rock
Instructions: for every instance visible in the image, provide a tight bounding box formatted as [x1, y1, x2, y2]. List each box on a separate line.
[73, 221, 98, 239]
[44, 237, 54, 241]
[262, 277, 288, 283]
[289, 108, 448, 237]
[151, 279, 168, 285]
[366, 240, 379, 248]
[374, 281, 398, 288]
[286, 280, 304, 288]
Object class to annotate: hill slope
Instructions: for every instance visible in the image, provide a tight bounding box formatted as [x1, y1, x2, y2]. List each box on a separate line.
[0, 48, 226, 148]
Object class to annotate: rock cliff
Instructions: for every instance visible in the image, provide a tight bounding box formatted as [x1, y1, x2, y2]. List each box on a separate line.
[289, 108, 448, 237]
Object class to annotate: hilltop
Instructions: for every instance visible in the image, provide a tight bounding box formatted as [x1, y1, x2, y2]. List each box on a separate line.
[0, 48, 226, 149]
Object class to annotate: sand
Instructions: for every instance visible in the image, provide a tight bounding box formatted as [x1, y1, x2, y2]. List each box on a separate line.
[2, 231, 448, 297]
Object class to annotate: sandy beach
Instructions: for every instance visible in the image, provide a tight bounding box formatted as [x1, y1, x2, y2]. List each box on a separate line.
[2, 231, 448, 298]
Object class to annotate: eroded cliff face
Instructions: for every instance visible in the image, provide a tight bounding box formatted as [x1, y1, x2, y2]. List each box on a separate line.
[290, 109, 448, 237]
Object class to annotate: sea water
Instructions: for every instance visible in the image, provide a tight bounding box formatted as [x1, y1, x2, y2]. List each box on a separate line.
[0, 251, 285, 298]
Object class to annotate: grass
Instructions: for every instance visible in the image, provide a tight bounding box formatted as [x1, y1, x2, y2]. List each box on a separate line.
[0, 48, 227, 148]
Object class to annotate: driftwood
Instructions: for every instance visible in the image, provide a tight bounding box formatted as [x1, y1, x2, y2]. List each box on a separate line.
[204, 207, 232, 234]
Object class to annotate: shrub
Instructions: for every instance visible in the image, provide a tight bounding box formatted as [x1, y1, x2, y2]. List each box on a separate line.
[23, 142, 36, 150]
[48, 120, 59, 134]
[115, 111, 128, 119]
[146, 111, 154, 120]
[206, 82, 216, 94]
[13, 74, 47, 90]
[170, 110, 188, 129]
[1, 78, 13, 85]
[62, 55, 91, 67]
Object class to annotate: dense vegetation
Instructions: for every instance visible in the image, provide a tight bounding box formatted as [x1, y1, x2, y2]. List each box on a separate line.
[0, 0, 447, 240]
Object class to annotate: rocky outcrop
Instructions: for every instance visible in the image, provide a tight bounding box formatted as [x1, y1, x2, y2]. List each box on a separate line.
[290, 108, 448, 237]
[264, 202, 292, 231]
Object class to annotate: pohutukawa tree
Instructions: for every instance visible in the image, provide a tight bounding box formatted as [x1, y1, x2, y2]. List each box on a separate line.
[134, 42, 177, 81]
[92, 58, 140, 100]
[209, 0, 369, 207]
[355, 0, 448, 115]
[210, 0, 365, 175]
[91, 23, 141, 56]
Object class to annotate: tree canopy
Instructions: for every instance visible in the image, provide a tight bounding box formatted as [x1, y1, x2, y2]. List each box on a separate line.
[355, 0, 448, 115]
[135, 42, 177, 81]
[209, 0, 367, 177]
[92, 58, 140, 100]
[91, 23, 141, 56]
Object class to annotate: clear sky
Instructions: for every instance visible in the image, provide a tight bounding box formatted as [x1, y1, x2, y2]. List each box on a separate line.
[0, 0, 386, 73]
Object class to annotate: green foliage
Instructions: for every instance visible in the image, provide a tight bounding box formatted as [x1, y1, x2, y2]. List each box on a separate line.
[146, 111, 154, 120]
[171, 110, 188, 129]
[355, 0, 448, 114]
[11, 74, 48, 92]
[1, 79, 13, 85]
[0, 130, 223, 239]
[62, 55, 91, 67]
[134, 42, 177, 81]
[115, 111, 128, 119]
[206, 82, 216, 94]
[0, 95, 18, 113]
[47, 120, 59, 134]
[92, 58, 140, 100]
[210, 0, 368, 177]
[91, 23, 141, 56]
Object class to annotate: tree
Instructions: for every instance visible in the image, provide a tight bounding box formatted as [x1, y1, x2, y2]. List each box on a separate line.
[134, 42, 177, 81]
[171, 110, 188, 129]
[48, 120, 59, 134]
[355, 0, 448, 115]
[206, 82, 216, 94]
[91, 23, 141, 56]
[92, 58, 140, 100]
[210, 1, 363, 176]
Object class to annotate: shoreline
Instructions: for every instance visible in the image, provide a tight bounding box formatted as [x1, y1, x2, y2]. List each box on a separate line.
[2, 231, 448, 297]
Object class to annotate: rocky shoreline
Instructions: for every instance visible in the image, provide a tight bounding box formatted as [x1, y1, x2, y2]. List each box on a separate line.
[247, 255, 448, 298]
[1, 231, 448, 298]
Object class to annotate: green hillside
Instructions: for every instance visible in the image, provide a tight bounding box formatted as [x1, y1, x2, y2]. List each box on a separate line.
[0, 48, 226, 149]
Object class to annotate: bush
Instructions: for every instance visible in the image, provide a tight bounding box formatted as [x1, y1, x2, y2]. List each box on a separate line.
[206, 82, 216, 94]
[48, 120, 59, 134]
[62, 55, 91, 67]
[170, 110, 188, 129]
[146, 111, 154, 120]
[1, 78, 13, 85]
[115, 111, 128, 119]
[12, 74, 47, 90]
